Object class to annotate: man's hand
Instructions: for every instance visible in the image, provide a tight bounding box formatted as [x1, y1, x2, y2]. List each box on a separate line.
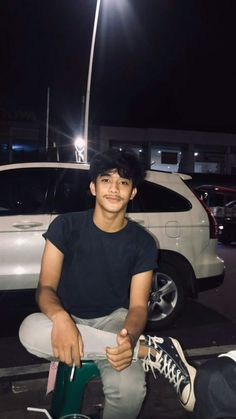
[106, 328, 134, 371]
[51, 311, 83, 367]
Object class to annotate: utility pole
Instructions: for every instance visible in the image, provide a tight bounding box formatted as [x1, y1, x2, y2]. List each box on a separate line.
[45, 87, 50, 154]
[83, 0, 101, 162]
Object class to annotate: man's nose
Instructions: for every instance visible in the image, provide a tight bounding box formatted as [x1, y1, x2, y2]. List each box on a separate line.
[109, 181, 119, 192]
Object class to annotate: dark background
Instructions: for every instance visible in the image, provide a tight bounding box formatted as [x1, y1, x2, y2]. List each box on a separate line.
[1, 0, 236, 134]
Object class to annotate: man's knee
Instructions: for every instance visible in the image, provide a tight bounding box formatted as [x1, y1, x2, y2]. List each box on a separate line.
[105, 375, 146, 414]
[19, 313, 41, 346]
[100, 361, 146, 409]
[19, 313, 52, 358]
[118, 371, 146, 405]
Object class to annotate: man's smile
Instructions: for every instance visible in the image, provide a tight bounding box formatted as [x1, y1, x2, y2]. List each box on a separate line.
[104, 195, 123, 202]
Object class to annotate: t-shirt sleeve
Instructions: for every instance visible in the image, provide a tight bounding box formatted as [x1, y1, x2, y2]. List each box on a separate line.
[132, 229, 158, 275]
[43, 215, 69, 254]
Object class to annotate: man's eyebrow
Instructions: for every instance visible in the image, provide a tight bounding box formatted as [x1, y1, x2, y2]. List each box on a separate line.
[99, 171, 113, 177]
[99, 170, 131, 180]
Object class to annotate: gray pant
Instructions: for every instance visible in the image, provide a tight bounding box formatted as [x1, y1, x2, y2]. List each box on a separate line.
[19, 308, 146, 419]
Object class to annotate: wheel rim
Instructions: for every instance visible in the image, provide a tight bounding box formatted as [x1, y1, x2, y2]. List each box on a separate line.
[148, 272, 178, 322]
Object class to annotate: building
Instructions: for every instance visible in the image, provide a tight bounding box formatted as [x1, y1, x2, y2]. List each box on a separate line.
[97, 126, 236, 175]
[1, 111, 236, 177]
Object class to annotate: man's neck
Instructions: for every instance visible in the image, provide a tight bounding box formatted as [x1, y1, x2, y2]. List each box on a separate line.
[93, 206, 127, 233]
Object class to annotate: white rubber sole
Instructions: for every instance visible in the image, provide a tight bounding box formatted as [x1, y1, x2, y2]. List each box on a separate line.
[171, 338, 196, 412]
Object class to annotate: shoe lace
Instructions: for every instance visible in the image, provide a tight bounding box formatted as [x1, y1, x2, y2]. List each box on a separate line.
[143, 337, 186, 396]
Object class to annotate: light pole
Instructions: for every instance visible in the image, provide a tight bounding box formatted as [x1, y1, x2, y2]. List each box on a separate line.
[83, 0, 102, 163]
[45, 87, 50, 153]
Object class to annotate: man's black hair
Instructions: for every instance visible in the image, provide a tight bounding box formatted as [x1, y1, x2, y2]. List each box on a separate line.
[89, 148, 146, 187]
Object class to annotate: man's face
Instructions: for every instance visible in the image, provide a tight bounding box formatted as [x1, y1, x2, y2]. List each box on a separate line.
[90, 169, 137, 214]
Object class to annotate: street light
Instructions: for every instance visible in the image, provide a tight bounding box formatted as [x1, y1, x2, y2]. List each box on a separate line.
[83, 0, 102, 163]
[74, 136, 85, 162]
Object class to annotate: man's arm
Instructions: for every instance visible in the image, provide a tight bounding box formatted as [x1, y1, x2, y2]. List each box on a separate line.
[123, 270, 153, 343]
[106, 270, 153, 371]
[36, 239, 83, 366]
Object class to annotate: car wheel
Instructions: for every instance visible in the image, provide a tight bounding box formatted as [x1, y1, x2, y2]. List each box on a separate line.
[147, 262, 185, 330]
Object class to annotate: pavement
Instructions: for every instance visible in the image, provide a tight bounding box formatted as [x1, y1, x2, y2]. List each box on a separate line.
[0, 364, 192, 419]
[1, 338, 236, 419]
[1, 294, 236, 419]
[1, 337, 236, 418]
[2, 338, 220, 419]
[0, 339, 198, 419]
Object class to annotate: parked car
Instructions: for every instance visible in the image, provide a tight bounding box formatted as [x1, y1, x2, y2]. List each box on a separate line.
[195, 185, 236, 245]
[195, 184, 236, 216]
[218, 200, 236, 245]
[0, 162, 225, 328]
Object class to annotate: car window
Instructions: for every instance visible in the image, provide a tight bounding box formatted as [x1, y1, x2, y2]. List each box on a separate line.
[127, 180, 191, 213]
[196, 188, 236, 207]
[208, 193, 225, 207]
[226, 200, 236, 208]
[53, 169, 95, 213]
[0, 168, 51, 215]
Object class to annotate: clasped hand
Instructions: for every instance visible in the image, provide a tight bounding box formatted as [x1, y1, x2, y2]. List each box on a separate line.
[106, 328, 134, 371]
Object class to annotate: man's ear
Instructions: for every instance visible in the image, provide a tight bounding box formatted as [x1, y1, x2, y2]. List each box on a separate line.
[89, 181, 96, 196]
[130, 187, 137, 200]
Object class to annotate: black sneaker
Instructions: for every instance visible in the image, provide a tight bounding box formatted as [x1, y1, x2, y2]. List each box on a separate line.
[142, 336, 196, 412]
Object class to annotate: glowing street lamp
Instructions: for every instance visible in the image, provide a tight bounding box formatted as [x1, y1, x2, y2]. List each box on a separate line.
[74, 136, 85, 162]
[83, 0, 102, 163]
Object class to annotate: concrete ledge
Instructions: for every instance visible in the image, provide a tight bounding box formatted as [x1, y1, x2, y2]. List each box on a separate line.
[0, 363, 50, 379]
[185, 344, 236, 358]
[1, 343, 235, 380]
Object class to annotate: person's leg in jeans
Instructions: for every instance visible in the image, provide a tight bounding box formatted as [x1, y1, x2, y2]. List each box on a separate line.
[193, 356, 236, 419]
[19, 310, 146, 419]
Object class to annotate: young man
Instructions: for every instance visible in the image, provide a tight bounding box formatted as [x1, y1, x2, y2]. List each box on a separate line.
[19, 149, 157, 419]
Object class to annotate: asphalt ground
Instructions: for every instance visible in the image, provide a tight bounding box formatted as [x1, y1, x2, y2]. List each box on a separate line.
[1, 301, 236, 418]
[0, 367, 192, 419]
[2, 345, 235, 419]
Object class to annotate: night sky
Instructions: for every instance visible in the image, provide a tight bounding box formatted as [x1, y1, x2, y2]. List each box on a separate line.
[1, 0, 236, 135]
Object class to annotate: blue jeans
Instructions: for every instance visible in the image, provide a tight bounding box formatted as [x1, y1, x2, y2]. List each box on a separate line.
[194, 356, 236, 419]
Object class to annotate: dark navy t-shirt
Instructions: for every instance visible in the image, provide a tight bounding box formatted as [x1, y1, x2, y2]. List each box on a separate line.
[43, 209, 157, 318]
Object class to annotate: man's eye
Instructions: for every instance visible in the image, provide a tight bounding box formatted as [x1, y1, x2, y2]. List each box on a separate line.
[101, 178, 109, 182]
[120, 180, 129, 185]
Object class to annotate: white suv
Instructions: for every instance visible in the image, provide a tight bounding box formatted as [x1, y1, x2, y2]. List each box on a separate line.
[0, 162, 225, 328]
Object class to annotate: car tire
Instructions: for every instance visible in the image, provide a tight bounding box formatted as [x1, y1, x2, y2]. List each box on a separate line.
[147, 260, 185, 330]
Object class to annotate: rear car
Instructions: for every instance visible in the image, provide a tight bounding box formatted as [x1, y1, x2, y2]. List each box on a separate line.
[218, 200, 236, 245]
[0, 162, 225, 328]
[196, 185, 236, 245]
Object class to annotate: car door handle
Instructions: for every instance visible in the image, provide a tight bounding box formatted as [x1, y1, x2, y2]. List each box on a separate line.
[12, 222, 44, 229]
